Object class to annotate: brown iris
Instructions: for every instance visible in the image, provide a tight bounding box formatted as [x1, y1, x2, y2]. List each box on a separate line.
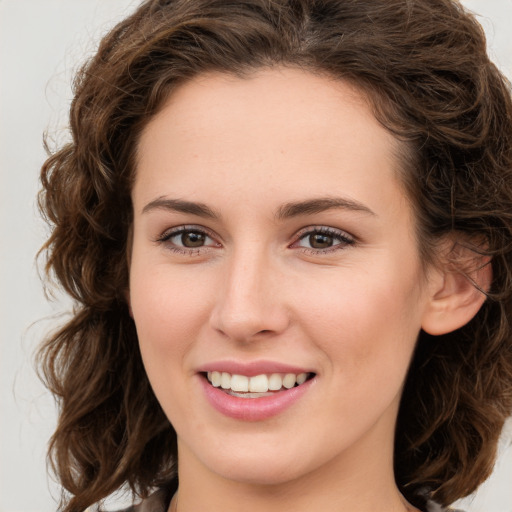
[181, 231, 206, 247]
[308, 233, 334, 249]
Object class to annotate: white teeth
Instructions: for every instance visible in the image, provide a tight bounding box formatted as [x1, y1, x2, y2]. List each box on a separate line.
[282, 373, 296, 389]
[229, 391, 275, 398]
[206, 371, 311, 394]
[221, 372, 231, 390]
[231, 374, 249, 392]
[249, 374, 269, 392]
[268, 373, 283, 391]
[296, 372, 307, 385]
[211, 371, 222, 387]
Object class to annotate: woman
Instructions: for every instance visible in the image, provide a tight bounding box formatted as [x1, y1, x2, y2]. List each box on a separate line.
[38, 1, 512, 511]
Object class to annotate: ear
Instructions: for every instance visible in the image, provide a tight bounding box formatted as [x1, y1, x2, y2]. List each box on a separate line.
[421, 240, 492, 336]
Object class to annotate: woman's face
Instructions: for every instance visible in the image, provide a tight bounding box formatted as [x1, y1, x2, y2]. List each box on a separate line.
[129, 68, 435, 487]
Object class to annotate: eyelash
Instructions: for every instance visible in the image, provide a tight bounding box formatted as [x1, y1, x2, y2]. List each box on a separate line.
[291, 226, 356, 255]
[155, 225, 355, 255]
[155, 225, 220, 255]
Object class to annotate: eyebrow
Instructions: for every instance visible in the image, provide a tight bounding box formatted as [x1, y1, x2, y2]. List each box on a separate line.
[141, 196, 376, 220]
[142, 197, 220, 218]
[275, 197, 376, 219]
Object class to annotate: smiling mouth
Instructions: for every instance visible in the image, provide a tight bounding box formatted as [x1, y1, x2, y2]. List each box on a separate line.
[204, 371, 315, 398]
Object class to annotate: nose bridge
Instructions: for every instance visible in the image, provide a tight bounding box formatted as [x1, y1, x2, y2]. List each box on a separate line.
[210, 242, 288, 341]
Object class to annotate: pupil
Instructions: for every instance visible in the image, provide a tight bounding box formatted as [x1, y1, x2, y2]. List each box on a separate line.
[182, 232, 205, 247]
[309, 233, 333, 249]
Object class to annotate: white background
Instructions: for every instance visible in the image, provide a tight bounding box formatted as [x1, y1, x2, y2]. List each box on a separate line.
[1, 1, 511, 511]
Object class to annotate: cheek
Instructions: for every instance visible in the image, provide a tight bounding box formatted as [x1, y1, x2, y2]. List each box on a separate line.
[297, 266, 425, 381]
[129, 260, 228, 420]
[129, 265, 207, 376]
[131, 260, 210, 329]
[129, 268, 210, 425]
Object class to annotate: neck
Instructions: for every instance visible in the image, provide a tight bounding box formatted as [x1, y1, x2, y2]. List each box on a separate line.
[172, 426, 415, 512]
[173, 472, 413, 512]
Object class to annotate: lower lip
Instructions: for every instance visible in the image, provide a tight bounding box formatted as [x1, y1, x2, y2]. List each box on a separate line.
[200, 375, 314, 421]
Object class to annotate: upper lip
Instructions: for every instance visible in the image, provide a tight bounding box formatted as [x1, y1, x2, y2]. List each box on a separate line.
[196, 360, 314, 377]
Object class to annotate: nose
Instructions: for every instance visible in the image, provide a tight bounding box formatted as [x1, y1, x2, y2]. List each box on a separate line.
[209, 247, 290, 343]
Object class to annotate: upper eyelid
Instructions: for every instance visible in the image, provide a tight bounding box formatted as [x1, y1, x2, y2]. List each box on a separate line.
[157, 224, 218, 241]
[154, 224, 355, 247]
[290, 227, 357, 254]
[293, 225, 355, 240]
[155, 226, 222, 253]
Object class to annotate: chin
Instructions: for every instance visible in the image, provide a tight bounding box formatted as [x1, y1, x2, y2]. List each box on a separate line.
[213, 459, 308, 487]
[189, 435, 330, 487]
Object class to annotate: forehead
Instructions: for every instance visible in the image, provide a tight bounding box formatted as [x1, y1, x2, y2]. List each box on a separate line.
[134, 67, 408, 218]
[139, 68, 389, 151]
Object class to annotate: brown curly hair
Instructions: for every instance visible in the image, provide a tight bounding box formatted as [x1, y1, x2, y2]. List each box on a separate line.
[38, 1, 512, 511]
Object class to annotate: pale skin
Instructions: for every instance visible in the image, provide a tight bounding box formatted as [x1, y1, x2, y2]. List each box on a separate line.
[128, 67, 489, 512]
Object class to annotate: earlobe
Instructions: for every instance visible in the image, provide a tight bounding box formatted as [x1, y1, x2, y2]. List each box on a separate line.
[421, 248, 492, 336]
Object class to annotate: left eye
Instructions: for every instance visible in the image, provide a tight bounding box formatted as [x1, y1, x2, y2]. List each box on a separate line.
[294, 228, 354, 251]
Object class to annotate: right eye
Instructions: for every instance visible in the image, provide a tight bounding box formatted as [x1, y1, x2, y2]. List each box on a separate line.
[172, 230, 208, 248]
[156, 226, 221, 253]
